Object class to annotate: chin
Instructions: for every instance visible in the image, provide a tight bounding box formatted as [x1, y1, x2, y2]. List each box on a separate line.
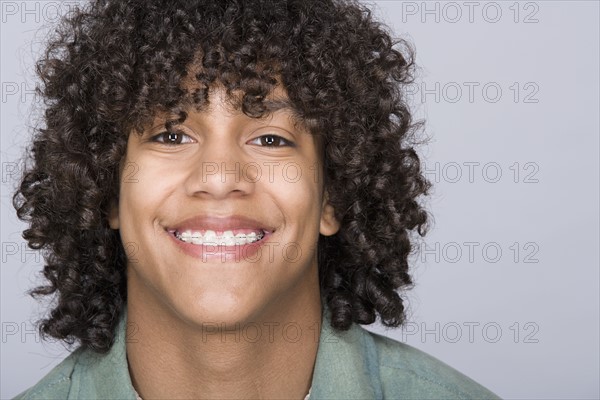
[174, 291, 264, 327]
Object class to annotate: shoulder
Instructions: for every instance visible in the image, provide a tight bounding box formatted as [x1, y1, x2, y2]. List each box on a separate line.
[14, 311, 137, 400]
[359, 327, 501, 399]
[12, 349, 83, 400]
[315, 309, 501, 399]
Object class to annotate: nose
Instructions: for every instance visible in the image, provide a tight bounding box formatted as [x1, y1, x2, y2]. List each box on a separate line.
[184, 138, 257, 200]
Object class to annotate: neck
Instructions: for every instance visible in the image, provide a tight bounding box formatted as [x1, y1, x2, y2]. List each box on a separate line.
[125, 275, 322, 399]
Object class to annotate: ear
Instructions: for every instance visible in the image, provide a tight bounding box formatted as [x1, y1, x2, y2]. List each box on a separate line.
[319, 190, 340, 236]
[108, 200, 120, 230]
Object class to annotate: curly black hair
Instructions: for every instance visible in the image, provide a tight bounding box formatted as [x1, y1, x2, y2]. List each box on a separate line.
[13, 0, 431, 353]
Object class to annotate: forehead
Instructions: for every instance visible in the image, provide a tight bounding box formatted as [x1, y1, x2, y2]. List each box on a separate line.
[205, 84, 296, 118]
[146, 84, 307, 132]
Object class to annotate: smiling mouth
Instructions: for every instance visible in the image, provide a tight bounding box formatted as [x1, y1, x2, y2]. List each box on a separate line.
[172, 229, 266, 246]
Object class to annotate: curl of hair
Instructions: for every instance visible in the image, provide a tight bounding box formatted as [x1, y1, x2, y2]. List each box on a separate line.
[13, 0, 431, 353]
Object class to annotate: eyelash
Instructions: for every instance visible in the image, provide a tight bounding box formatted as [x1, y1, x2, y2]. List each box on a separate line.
[150, 131, 295, 147]
[150, 130, 194, 145]
[248, 135, 295, 148]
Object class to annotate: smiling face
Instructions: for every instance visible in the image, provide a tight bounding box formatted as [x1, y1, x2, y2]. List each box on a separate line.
[108, 87, 340, 327]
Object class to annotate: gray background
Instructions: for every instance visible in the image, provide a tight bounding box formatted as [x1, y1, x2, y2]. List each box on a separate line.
[1, 1, 598, 398]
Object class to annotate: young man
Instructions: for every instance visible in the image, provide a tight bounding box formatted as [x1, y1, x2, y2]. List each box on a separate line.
[13, 0, 500, 398]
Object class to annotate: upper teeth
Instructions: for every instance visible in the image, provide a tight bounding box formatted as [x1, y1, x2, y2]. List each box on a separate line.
[176, 230, 264, 245]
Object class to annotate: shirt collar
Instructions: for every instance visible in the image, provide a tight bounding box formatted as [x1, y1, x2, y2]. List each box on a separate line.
[311, 307, 381, 399]
[68, 309, 137, 399]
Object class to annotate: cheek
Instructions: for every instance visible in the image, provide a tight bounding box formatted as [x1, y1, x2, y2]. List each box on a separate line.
[117, 157, 174, 234]
[275, 169, 322, 217]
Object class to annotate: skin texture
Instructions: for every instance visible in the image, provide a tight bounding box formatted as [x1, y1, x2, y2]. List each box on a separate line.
[108, 87, 340, 398]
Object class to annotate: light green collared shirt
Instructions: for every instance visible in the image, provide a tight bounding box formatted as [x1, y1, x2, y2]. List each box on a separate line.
[15, 309, 500, 399]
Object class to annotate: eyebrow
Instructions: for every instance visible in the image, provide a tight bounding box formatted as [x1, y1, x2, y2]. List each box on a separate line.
[260, 98, 294, 113]
[259, 99, 308, 131]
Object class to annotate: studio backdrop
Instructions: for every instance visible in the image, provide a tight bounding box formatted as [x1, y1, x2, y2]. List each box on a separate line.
[1, 1, 598, 399]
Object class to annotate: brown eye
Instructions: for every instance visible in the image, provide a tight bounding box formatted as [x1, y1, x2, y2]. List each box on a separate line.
[151, 131, 193, 145]
[249, 134, 295, 147]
